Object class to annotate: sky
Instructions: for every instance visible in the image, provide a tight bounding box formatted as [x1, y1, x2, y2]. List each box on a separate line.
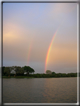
[3, 3, 77, 73]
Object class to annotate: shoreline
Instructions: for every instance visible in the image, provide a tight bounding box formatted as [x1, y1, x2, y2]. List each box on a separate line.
[2, 76, 77, 78]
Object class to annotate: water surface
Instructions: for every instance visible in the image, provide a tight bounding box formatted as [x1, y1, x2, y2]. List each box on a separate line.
[3, 78, 77, 103]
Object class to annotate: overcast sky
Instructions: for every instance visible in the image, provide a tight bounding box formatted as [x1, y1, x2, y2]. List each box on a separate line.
[3, 3, 77, 73]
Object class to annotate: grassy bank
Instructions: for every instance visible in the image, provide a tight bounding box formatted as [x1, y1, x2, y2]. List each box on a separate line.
[2, 75, 77, 78]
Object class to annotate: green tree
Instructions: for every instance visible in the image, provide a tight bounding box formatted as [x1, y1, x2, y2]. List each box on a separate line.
[2, 66, 5, 76]
[56, 73, 62, 77]
[61, 73, 67, 77]
[4, 67, 11, 77]
[14, 66, 24, 76]
[10, 66, 16, 74]
[52, 72, 56, 74]
[19, 67, 24, 75]
[46, 70, 52, 74]
[51, 72, 56, 77]
[23, 66, 35, 75]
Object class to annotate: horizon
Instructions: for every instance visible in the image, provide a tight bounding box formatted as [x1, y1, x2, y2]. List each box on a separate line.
[3, 3, 77, 74]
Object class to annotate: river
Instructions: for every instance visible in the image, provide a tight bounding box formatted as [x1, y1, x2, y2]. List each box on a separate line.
[3, 78, 77, 103]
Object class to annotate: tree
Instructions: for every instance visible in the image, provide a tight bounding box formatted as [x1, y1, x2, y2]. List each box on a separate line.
[56, 73, 62, 77]
[4, 67, 11, 77]
[2, 66, 5, 76]
[10, 66, 16, 74]
[46, 70, 52, 74]
[23, 66, 35, 75]
[52, 72, 56, 74]
[19, 67, 24, 75]
[29, 67, 35, 74]
[14, 66, 24, 76]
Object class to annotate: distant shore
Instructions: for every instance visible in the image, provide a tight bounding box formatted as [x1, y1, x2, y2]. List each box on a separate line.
[2, 73, 77, 78]
[2, 66, 78, 78]
[3, 76, 77, 78]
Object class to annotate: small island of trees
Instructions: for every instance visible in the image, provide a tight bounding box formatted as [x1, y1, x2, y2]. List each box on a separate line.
[2, 66, 77, 78]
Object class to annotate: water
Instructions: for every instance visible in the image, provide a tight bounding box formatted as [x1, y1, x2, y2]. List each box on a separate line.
[3, 78, 77, 103]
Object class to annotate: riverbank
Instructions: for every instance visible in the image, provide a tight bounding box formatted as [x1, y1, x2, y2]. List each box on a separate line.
[2, 72, 78, 78]
[2, 76, 77, 78]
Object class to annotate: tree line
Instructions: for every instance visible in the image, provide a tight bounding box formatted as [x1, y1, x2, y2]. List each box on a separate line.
[2, 66, 35, 77]
[2, 66, 77, 78]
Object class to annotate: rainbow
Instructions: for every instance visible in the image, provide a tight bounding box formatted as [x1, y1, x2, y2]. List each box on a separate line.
[27, 40, 34, 65]
[44, 5, 76, 73]
[45, 30, 57, 73]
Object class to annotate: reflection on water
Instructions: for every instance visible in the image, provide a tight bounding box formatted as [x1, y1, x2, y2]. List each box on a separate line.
[3, 78, 77, 103]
